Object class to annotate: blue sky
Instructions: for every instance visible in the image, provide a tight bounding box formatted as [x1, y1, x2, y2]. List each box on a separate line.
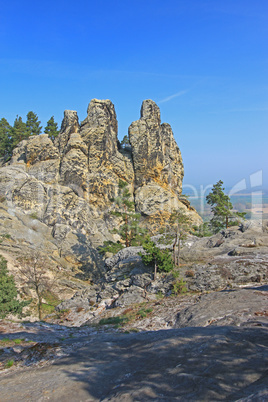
[1, 0, 267, 190]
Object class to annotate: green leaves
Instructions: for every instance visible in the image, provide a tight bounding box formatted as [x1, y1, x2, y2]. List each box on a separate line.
[44, 116, 59, 141]
[0, 255, 29, 319]
[111, 179, 145, 247]
[206, 180, 245, 232]
[0, 113, 59, 158]
[140, 237, 174, 273]
[0, 118, 12, 159]
[26, 111, 42, 136]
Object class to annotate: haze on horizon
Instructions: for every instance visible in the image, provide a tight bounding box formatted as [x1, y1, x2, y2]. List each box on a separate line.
[0, 0, 267, 189]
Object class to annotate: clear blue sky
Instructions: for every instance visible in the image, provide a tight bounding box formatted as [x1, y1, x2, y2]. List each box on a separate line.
[1, 0, 267, 190]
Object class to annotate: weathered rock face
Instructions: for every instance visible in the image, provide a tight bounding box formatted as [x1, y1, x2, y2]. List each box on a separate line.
[0, 98, 200, 280]
[129, 100, 189, 219]
[129, 100, 183, 191]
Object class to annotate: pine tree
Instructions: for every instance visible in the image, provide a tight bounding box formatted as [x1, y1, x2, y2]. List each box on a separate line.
[120, 135, 130, 148]
[0, 118, 12, 159]
[140, 237, 174, 280]
[0, 255, 28, 319]
[169, 209, 192, 266]
[11, 116, 28, 148]
[111, 179, 145, 247]
[26, 111, 42, 136]
[44, 116, 59, 141]
[206, 180, 245, 232]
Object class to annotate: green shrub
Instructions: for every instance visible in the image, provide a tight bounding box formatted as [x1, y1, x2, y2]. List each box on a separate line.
[0, 255, 29, 318]
[5, 359, 14, 368]
[98, 241, 124, 256]
[29, 212, 39, 220]
[137, 308, 153, 318]
[139, 237, 174, 278]
[172, 278, 187, 295]
[99, 316, 129, 326]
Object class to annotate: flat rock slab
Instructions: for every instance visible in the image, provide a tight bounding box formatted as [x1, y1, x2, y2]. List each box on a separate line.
[175, 286, 268, 328]
[0, 326, 267, 401]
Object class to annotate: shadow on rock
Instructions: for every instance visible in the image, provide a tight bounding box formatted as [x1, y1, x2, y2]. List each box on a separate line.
[55, 326, 268, 401]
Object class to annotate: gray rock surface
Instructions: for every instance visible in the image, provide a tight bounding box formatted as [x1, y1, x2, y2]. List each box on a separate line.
[175, 286, 268, 328]
[0, 324, 267, 401]
[0, 99, 200, 286]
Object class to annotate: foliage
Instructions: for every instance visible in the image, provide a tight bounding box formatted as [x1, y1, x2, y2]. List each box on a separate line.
[191, 222, 212, 237]
[99, 316, 129, 326]
[0, 111, 48, 158]
[139, 237, 174, 279]
[137, 307, 153, 318]
[0, 118, 12, 159]
[26, 111, 42, 136]
[111, 179, 146, 247]
[18, 252, 55, 319]
[44, 116, 59, 141]
[5, 359, 14, 368]
[98, 240, 124, 256]
[0, 255, 29, 319]
[172, 278, 187, 295]
[206, 180, 246, 232]
[11, 116, 28, 148]
[168, 208, 193, 266]
[120, 135, 130, 148]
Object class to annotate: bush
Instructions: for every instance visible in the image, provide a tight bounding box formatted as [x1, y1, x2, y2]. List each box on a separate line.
[172, 278, 187, 295]
[98, 240, 124, 256]
[139, 237, 174, 277]
[0, 255, 29, 318]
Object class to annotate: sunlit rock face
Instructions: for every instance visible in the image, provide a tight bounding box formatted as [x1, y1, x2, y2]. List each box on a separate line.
[129, 99, 186, 218]
[0, 99, 201, 279]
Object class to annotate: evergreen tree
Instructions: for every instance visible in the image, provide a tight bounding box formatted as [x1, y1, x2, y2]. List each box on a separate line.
[111, 179, 145, 247]
[44, 116, 59, 141]
[0, 255, 28, 319]
[206, 180, 245, 232]
[26, 111, 42, 136]
[120, 135, 130, 148]
[11, 116, 28, 148]
[169, 209, 192, 266]
[140, 237, 174, 280]
[0, 118, 12, 159]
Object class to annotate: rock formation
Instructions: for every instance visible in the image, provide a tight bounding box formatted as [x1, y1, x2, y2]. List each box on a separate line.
[0, 99, 200, 281]
[129, 100, 185, 216]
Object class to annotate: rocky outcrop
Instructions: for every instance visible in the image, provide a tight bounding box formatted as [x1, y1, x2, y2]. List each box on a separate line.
[0, 98, 200, 282]
[129, 100, 193, 221]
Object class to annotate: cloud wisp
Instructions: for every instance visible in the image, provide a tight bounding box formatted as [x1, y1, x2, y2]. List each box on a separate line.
[158, 89, 189, 104]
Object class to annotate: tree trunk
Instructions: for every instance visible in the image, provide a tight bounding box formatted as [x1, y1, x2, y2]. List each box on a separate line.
[124, 208, 130, 247]
[172, 233, 177, 264]
[37, 296, 42, 320]
[154, 259, 157, 281]
[176, 238, 181, 267]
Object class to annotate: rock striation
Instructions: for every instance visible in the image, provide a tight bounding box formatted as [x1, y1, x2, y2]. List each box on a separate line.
[0, 99, 200, 281]
[129, 100, 185, 216]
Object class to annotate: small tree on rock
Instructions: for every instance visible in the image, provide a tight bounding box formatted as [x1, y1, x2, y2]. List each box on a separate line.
[11, 116, 28, 147]
[18, 252, 54, 319]
[139, 237, 174, 280]
[206, 180, 245, 232]
[26, 111, 42, 136]
[169, 208, 193, 266]
[111, 179, 145, 247]
[44, 116, 59, 141]
[120, 135, 130, 149]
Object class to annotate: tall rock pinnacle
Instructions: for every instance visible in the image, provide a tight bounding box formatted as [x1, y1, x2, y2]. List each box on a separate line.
[129, 99, 185, 217]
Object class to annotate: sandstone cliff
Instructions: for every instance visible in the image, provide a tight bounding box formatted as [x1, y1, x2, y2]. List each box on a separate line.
[0, 99, 200, 281]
